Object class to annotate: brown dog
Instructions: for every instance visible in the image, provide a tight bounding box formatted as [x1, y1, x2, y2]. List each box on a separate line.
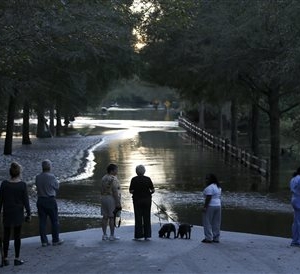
[176, 223, 193, 239]
[158, 223, 176, 239]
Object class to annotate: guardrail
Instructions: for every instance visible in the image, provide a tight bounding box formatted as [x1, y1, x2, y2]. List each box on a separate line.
[178, 116, 269, 181]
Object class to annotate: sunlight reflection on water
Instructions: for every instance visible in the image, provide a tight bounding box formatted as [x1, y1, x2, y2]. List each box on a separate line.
[43, 109, 293, 238]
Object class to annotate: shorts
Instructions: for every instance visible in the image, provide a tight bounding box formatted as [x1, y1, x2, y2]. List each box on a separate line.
[101, 195, 115, 218]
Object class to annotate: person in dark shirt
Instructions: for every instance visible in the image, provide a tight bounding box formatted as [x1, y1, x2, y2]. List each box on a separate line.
[129, 165, 155, 241]
[35, 159, 63, 247]
[0, 162, 31, 266]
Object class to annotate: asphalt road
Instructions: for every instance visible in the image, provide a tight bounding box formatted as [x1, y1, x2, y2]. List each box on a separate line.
[1, 223, 299, 274]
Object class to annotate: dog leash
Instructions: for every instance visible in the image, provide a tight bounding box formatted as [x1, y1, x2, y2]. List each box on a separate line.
[152, 200, 178, 226]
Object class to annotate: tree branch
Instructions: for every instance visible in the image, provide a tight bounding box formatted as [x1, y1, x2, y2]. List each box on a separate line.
[280, 102, 300, 115]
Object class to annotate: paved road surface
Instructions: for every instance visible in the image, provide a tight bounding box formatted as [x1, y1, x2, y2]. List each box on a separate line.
[1, 223, 299, 274]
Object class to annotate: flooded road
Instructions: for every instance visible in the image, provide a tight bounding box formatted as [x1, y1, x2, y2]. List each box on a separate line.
[24, 108, 293, 238]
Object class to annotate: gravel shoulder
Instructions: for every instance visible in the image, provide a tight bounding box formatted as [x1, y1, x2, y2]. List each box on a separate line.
[0, 135, 102, 184]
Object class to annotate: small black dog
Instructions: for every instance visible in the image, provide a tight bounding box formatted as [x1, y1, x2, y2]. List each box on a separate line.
[158, 223, 176, 239]
[176, 223, 193, 239]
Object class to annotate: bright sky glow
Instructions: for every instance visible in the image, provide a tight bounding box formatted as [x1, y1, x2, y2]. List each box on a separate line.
[130, 0, 154, 51]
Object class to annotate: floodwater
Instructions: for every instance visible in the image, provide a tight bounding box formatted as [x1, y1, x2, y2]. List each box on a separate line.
[23, 108, 293, 239]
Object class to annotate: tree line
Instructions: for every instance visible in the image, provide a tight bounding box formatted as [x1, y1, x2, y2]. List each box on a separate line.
[136, 0, 300, 192]
[1, 0, 300, 192]
[0, 0, 138, 152]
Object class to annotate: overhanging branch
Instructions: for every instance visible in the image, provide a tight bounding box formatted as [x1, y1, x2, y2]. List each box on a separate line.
[280, 101, 300, 115]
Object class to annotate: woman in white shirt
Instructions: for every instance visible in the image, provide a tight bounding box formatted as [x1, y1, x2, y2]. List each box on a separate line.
[202, 173, 222, 243]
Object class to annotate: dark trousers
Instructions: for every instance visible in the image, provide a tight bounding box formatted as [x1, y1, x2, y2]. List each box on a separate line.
[3, 225, 22, 258]
[133, 198, 152, 238]
[37, 197, 60, 244]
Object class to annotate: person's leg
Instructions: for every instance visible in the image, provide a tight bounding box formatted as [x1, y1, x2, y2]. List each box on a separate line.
[212, 207, 221, 242]
[108, 217, 115, 237]
[142, 199, 152, 239]
[291, 208, 300, 244]
[3, 226, 11, 259]
[203, 207, 213, 241]
[47, 199, 60, 243]
[13, 225, 22, 259]
[133, 201, 144, 239]
[102, 216, 109, 238]
[37, 199, 49, 244]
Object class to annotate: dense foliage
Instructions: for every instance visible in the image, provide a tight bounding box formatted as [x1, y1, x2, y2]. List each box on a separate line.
[137, 0, 300, 191]
[0, 0, 138, 152]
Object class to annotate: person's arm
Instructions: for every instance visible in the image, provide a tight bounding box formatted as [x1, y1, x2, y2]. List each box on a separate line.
[53, 176, 59, 191]
[0, 183, 3, 214]
[129, 178, 134, 194]
[112, 178, 121, 207]
[149, 178, 155, 194]
[23, 183, 31, 221]
[203, 195, 212, 211]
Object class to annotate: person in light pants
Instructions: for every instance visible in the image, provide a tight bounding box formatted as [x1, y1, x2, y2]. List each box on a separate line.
[202, 173, 222, 243]
[290, 167, 300, 247]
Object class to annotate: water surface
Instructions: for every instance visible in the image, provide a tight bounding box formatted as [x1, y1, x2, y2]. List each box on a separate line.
[24, 108, 293, 239]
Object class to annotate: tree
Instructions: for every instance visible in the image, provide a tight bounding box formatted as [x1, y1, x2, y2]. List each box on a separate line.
[0, 0, 139, 152]
[138, 0, 300, 191]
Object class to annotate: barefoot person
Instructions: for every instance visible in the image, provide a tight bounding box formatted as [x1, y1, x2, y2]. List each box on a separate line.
[100, 163, 121, 241]
[0, 162, 31, 266]
[35, 160, 63, 247]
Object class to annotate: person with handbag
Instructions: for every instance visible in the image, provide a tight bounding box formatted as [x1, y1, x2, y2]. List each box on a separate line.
[100, 163, 121, 241]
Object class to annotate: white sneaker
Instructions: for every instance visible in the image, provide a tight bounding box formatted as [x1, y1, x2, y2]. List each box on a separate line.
[109, 236, 120, 241]
[102, 235, 108, 241]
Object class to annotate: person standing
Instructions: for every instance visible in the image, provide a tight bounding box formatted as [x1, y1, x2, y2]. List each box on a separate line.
[202, 173, 222, 243]
[129, 165, 155, 241]
[290, 167, 300, 247]
[35, 159, 63, 247]
[100, 163, 121, 241]
[0, 162, 31, 266]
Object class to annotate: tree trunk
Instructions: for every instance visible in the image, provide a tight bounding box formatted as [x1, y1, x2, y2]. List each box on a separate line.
[4, 94, 17, 155]
[56, 108, 62, 137]
[250, 103, 259, 156]
[36, 107, 45, 138]
[230, 99, 238, 146]
[22, 100, 32, 145]
[268, 89, 280, 192]
[49, 106, 55, 136]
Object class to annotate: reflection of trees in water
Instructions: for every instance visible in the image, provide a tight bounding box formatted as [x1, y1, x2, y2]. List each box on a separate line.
[37, 111, 292, 238]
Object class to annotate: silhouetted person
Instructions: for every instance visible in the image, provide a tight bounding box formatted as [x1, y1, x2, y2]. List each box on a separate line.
[0, 162, 31, 266]
[35, 160, 63, 247]
[129, 165, 155, 241]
